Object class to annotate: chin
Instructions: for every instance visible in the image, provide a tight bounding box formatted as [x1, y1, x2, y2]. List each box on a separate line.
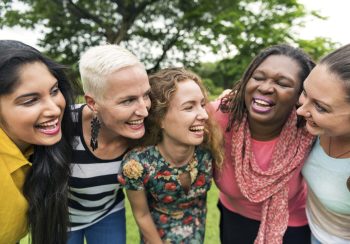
[305, 125, 323, 136]
[37, 138, 62, 146]
[124, 131, 145, 140]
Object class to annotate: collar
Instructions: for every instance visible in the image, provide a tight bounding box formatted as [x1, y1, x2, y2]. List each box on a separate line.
[0, 128, 32, 173]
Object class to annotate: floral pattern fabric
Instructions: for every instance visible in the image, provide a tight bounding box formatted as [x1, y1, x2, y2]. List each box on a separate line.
[119, 145, 213, 244]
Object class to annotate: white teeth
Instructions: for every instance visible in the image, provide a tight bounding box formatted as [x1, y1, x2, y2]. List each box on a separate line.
[128, 119, 143, 125]
[190, 125, 204, 131]
[37, 119, 58, 127]
[254, 99, 271, 107]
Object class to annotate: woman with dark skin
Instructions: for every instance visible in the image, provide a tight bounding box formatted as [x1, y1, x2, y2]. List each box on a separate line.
[0, 40, 74, 244]
[213, 44, 315, 244]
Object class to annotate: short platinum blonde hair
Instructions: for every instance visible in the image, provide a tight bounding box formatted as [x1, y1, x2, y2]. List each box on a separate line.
[79, 44, 144, 99]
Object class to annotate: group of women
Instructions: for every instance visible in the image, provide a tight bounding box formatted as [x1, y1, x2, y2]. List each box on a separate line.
[0, 39, 349, 244]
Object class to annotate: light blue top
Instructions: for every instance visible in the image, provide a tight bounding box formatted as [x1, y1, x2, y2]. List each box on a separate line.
[302, 137, 350, 214]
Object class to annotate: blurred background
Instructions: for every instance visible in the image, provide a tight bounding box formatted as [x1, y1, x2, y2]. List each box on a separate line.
[0, 0, 348, 97]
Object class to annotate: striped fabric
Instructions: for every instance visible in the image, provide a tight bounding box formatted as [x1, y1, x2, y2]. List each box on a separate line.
[68, 104, 125, 231]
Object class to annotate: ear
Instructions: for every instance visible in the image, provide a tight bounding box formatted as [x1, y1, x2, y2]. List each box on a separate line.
[84, 93, 98, 112]
[160, 118, 165, 129]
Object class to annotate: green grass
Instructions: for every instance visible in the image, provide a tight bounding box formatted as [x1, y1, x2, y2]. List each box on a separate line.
[21, 184, 220, 243]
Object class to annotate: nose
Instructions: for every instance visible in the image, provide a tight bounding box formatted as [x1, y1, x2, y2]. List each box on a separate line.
[257, 79, 274, 94]
[296, 95, 310, 118]
[43, 97, 63, 117]
[296, 103, 310, 118]
[135, 97, 150, 117]
[197, 106, 209, 121]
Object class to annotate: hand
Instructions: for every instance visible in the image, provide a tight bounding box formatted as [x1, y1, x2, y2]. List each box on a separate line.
[216, 89, 232, 100]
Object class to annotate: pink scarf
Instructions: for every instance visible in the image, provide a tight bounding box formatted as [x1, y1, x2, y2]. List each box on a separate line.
[232, 109, 314, 244]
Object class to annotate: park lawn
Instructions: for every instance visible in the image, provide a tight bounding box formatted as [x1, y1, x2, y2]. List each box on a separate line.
[20, 184, 220, 243]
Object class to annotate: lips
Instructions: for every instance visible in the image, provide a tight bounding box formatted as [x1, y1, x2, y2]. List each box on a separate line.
[189, 125, 204, 132]
[189, 125, 205, 138]
[126, 119, 144, 130]
[306, 119, 318, 127]
[35, 118, 61, 135]
[251, 96, 275, 113]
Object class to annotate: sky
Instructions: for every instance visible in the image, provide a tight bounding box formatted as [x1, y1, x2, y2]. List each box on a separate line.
[0, 0, 349, 52]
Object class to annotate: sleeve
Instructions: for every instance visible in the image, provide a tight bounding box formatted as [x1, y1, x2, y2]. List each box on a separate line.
[119, 149, 149, 191]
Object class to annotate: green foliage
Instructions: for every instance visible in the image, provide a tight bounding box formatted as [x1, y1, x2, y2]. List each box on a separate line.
[296, 37, 339, 61]
[0, 0, 336, 90]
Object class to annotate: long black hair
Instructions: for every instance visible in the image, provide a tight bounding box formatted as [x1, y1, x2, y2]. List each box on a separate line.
[220, 44, 315, 131]
[0, 40, 74, 244]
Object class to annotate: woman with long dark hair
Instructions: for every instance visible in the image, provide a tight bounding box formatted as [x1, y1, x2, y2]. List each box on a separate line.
[0, 40, 74, 244]
[213, 44, 315, 244]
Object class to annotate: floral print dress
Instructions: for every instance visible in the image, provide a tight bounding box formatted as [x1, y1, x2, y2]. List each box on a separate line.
[119, 145, 213, 244]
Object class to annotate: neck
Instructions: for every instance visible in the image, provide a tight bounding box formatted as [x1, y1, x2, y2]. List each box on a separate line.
[157, 140, 195, 166]
[322, 135, 350, 158]
[248, 119, 284, 141]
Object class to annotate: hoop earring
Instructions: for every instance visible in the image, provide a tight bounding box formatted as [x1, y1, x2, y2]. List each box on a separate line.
[90, 114, 101, 151]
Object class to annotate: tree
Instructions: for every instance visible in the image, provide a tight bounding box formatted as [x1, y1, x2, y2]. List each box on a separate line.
[0, 0, 337, 85]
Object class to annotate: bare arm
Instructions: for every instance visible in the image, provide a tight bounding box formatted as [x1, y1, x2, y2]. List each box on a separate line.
[126, 189, 163, 244]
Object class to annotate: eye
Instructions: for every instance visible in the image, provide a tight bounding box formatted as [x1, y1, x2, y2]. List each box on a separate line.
[252, 76, 264, 81]
[276, 80, 290, 88]
[21, 97, 39, 106]
[121, 98, 134, 105]
[184, 105, 193, 111]
[314, 103, 327, 113]
[51, 86, 61, 96]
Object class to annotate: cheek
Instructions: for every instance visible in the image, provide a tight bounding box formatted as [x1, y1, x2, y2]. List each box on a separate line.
[56, 93, 66, 111]
[281, 90, 299, 105]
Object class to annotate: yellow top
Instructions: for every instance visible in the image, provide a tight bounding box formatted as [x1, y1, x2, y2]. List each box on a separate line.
[0, 128, 32, 244]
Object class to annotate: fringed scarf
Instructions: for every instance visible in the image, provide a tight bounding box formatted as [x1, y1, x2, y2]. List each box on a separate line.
[231, 109, 315, 244]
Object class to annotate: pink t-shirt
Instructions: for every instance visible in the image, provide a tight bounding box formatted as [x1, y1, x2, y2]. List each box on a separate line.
[211, 101, 308, 227]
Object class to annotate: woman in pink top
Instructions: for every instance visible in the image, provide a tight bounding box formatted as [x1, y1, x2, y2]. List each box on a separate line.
[213, 44, 315, 244]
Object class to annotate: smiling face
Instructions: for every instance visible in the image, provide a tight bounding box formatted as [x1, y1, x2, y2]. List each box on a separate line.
[160, 79, 209, 147]
[0, 62, 66, 151]
[244, 55, 302, 126]
[297, 64, 350, 137]
[91, 65, 151, 139]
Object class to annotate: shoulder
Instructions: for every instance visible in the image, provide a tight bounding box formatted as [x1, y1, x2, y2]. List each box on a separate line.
[208, 101, 229, 128]
[122, 146, 157, 168]
[124, 146, 155, 160]
[196, 146, 213, 167]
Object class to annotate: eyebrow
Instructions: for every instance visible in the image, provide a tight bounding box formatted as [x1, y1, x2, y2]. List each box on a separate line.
[119, 88, 151, 100]
[181, 98, 206, 106]
[254, 70, 295, 83]
[15, 81, 59, 101]
[303, 88, 332, 110]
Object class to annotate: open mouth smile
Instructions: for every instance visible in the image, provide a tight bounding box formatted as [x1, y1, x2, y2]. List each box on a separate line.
[35, 118, 60, 135]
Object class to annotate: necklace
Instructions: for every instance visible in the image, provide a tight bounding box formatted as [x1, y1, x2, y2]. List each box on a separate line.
[328, 137, 350, 158]
[328, 137, 350, 192]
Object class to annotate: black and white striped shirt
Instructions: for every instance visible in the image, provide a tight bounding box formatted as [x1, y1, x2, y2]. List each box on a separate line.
[68, 104, 125, 231]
